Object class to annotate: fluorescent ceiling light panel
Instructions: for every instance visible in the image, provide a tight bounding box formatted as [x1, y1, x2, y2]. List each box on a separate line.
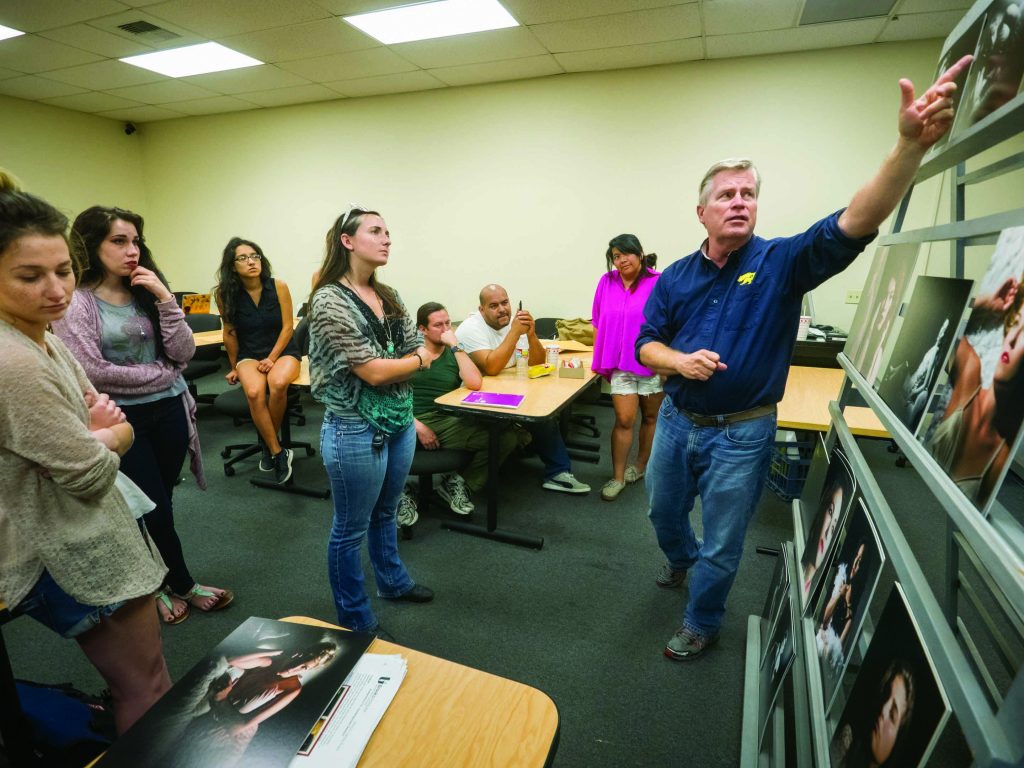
[121, 42, 262, 78]
[0, 23, 25, 42]
[345, 0, 518, 45]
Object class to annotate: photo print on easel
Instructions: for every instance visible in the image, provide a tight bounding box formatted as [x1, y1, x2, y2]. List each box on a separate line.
[758, 594, 795, 751]
[800, 446, 857, 612]
[812, 498, 887, 715]
[875, 276, 974, 433]
[925, 9, 989, 157]
[918, 225, 1024, 515]
[760, 544, 791, 663]
[829, 584, 951, 768]
[844, 243, 920, 387]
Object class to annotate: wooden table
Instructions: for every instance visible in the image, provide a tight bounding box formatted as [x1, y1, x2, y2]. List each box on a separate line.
[283, 616, 559, 767]
[433, 345, 599, 549]
[778, 366, 888, 438]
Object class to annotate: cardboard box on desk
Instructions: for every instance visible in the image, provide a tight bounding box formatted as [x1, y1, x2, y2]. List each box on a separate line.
[558, 363, 586, 379]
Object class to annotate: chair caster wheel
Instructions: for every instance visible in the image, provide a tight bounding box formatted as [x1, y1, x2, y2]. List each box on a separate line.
[224, 466, 235, 477]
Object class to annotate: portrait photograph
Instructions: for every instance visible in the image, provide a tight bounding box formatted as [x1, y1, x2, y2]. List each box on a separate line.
[800, 446, 857, 612]
[829, 585, 951, 768]
[844, 243, 921, 387]
[812, 498, 886, 715]
[926, 10, 988, 155]
[760, 543, 792, 665]
[758, 595, 795, 750]
[875, 276, 974, 433]
[918, 225, 1024, 515]
[798, 433, 830, 538]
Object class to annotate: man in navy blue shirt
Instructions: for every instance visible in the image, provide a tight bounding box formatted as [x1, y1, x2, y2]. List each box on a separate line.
[636, 55, 973, 661]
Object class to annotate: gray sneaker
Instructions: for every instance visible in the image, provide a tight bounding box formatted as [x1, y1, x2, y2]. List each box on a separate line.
[656, 563, 686, 589]
[541, 471, 591, 494]
[397, 490, 419, 527]
[664, 627, 718, 661]
[273, 448, 293, 485]
[437, 473, 474, 515]
[259, 443, 274, 472]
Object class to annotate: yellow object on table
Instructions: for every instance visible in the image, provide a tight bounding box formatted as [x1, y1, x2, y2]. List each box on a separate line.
[528, 363, 555, 378]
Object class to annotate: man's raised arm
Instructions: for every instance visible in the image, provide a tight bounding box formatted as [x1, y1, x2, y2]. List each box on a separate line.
[838, 54, 973, 239]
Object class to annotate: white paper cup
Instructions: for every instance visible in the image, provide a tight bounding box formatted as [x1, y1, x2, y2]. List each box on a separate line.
[797, 315, 812, 341]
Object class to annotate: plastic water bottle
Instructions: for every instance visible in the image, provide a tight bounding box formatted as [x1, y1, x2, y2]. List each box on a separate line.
[515, 337, 529, 377]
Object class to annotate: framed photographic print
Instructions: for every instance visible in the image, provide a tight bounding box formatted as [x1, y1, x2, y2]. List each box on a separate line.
[800, 446, 857, 612]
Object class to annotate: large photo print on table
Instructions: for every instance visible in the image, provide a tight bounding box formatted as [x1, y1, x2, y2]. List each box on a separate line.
[828, 584, 951, 768]
[812, 498, 886, 716]
[918, 226, 1024, 515]
[875, 276, 974, 433]
[800, 446, 857, 612]
[843, 244, 920, 387]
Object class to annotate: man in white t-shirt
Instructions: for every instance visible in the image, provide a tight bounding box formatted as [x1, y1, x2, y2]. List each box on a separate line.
[456, 284, 590, 494]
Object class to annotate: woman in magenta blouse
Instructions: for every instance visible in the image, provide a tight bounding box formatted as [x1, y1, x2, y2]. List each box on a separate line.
[592, 234, 663, 501]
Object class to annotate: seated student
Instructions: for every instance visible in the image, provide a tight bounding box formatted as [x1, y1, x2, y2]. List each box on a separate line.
[400, 302, 525, 523]
[456, 284, 590, 494]
[214, 237, 301, 484]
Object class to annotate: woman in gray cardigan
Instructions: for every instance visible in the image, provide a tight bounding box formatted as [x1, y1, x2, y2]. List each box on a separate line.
[0, 175, 170, 733]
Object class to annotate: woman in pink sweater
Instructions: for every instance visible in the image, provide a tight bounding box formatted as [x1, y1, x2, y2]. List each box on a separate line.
[591, 234, 664, 501]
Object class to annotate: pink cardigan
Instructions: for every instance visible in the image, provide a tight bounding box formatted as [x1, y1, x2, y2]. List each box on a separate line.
[591, 269, 660, 379]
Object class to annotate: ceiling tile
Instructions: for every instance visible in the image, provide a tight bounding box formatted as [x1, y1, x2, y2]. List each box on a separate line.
[555, 37, 702, 72]
[278, 47, 418, 81]
[37, 23, 156, 58]
[237, 82, 342, 106]
[159, 95, 257, 114]
[97, 104, 186, 121]
[325, 70, 446, 97]
[0, 67, 22, 80]
[42, 91, 146, 112]
[501, 0, 687, 26]
[43, 59, 167, 90]
[106, 79, 220, 103]
[311, 0, 408, 14]
[84, 9, 202, 51]
[0, 0, 127, 33]
[391, 27, 547, 69]
[0, 35, 104, 73]
[430, 54, 564, 87]
[878, 10, 963, 41]
[703, 0, 801, 36]
[222, 17, 379, 63]
[800, 0, 897, 25]
[0, 75, 88, 100]
[896, 0, 970, 12]
[530, 4, 701, 52]
[706, 18, 887, 58]
[144, 0, 330, 37]
[118, 0, 170, 6]
[183, 64, 312, 94]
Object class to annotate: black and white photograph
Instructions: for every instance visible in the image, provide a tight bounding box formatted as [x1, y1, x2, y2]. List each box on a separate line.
[875, 276, 973, 433]
[952, 0, 1024, 134]
[919, 225, 1024, 514]
[844, 244, 921, 386]
[812, 498, 886, 715]
[925, 10, 989, 155]
[758, 595, 795, 750]
[829, 585, 951, 768]
[800, 446, 857, 611]
[760, 544, 791, 663]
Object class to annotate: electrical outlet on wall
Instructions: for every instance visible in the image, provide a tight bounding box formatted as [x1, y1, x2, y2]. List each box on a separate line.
[845, 290, 861, 304]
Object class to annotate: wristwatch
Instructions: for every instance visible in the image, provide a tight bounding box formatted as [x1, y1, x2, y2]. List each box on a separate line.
[450, 343, 465, 354]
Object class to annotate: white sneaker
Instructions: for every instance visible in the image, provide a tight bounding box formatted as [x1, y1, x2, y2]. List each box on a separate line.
[397, 490, 419, 527]
[542, 471, 591, 494]
[437, 473, 474, 515]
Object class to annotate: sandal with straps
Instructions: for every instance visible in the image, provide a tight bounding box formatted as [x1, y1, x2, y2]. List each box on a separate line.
[156, 590, 189, 625]
[176, 584, 235, 613]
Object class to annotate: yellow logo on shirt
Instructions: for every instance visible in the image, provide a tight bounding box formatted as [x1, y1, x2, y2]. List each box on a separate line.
[737, 271, 756, 285]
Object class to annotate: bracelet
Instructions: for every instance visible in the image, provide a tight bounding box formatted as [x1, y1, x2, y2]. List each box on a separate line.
[412, 351, 426, 371]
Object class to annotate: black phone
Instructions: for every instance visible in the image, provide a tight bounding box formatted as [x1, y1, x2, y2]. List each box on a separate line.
[518, 301, 522, 311]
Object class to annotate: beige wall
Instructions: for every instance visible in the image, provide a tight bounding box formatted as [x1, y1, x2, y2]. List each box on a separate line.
[0, 95, 148, 228]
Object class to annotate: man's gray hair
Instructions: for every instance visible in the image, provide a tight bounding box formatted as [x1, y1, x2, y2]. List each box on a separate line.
[698, 158, 761, 206]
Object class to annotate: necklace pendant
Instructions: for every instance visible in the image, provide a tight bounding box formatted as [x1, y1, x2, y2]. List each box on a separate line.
[387, 342, 395, 356]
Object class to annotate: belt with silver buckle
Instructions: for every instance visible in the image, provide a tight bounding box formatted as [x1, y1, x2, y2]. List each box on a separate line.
[678, 403, 776, 427]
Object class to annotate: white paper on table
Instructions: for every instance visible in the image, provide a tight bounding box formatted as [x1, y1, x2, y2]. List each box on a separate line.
[290, 653, 407, 768]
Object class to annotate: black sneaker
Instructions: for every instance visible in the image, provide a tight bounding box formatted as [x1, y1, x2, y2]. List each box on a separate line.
[273, 448, 294, 485]
[664, 627, 718, 661]
[259, 443, 274, 472]
[656, 563, 686, 589]
[382, 584, 434, 603]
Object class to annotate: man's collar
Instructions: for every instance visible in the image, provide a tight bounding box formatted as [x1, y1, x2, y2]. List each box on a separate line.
[699, 234, 754, 266]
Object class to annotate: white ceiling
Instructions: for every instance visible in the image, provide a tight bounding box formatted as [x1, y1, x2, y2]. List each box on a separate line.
[0, 0, 969, 123]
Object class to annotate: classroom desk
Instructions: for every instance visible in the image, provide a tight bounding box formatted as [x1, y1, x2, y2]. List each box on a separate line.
[283, 616, 560, 767]
[778, 366, 888, 438]
[433, 345, 599, 549]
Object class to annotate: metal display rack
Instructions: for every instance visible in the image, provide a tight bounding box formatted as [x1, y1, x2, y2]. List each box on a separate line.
[742, 4, 1024, 761]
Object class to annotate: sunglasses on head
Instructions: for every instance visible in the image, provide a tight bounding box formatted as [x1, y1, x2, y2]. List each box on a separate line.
[339, 203, 369, 232]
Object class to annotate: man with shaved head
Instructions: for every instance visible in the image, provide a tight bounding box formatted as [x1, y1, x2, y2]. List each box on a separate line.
[456, 284, 590, 494]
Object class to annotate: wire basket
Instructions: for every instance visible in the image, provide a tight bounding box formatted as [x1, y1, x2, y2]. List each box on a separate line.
[765, 438, 814, 502]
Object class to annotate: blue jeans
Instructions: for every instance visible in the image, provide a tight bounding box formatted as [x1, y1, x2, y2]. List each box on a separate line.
[646, 398, 776, 636]
[320, 414, 416, 632]
[526, 420, 571, 480]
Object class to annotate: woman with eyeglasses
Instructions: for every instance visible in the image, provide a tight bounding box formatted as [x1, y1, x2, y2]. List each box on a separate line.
[309, 206, 437, 633]
[214, 238, 301, 485]
[53, 206, 233, 626]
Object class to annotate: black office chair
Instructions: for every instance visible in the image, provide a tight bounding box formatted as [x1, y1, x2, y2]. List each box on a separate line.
[401, 446, 472, 538]
[183, 313, 223, 405]
[537, 316, 601, 454]
[534, 317, 559, 340]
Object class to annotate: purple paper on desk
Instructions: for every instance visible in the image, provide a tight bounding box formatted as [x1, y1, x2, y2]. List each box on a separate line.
[462, 391, 524, 409]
